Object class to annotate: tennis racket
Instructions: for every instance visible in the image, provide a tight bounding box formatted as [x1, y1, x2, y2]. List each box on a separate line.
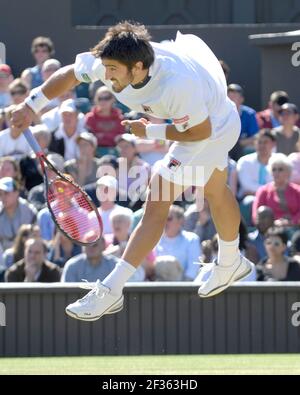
[23, 128, 103, 245]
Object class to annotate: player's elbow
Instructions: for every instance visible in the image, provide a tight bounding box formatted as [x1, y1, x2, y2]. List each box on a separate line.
[187, 117, 212, 141]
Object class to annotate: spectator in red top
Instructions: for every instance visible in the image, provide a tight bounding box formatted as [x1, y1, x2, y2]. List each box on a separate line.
[85, 86, 125, 156]
[252, 153, 300, 226]
[256, 91, 289, 129]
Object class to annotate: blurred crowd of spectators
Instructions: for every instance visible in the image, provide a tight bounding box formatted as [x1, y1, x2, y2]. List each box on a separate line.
[0, 37, 300, 284]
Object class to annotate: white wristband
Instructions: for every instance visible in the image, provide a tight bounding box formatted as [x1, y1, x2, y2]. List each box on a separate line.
[145, 123, 167, 140]
[25, 88, 50, 114]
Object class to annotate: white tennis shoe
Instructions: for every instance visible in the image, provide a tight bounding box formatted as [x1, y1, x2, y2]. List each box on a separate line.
[198, 254, 252, 298]
[65, 280, 124, 321]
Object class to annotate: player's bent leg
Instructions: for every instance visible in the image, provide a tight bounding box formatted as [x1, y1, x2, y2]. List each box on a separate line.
[66, 173, 186, 321]
[198, 168, 252, 298]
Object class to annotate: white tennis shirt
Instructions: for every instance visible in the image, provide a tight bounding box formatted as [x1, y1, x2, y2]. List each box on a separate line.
[74, 31, 235, 139]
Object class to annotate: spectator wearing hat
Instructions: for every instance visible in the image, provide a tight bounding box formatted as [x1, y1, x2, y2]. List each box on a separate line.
[257, 91, 289, 130]
[153, 255, 184, 281]
[5, 238, 61, 282]
[256, 228, 300, 281]
[272, 103, 300, 156]
[0, 177, 37, 250]
[85, 86, 125, 157]
[227, 83, 259, 160]
[116, 133, 150, 209]
[96, 175, 133, 234]
[0, 105, 32, 160]
[21, 36, 55, 89]
[155, 205, 201, 281]
[0, 64, 13, 109]
[64, 131, 101, 186]
[49, 99, 86, 160]
[61, 236, 118, 282]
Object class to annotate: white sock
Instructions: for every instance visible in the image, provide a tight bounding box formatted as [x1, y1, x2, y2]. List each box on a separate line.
[102, 259, 136, 295]
[217, 235, 240, 266]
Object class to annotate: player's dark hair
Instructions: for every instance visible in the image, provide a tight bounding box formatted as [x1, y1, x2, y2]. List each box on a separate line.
[91, 21, 154, 70]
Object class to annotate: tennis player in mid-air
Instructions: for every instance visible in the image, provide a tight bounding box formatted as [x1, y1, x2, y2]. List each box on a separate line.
[12, 21, 252, 321]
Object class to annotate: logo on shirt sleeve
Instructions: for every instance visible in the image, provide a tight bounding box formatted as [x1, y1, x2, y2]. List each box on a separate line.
[142, 105, 153, 113]
[81, 73, 92, 83]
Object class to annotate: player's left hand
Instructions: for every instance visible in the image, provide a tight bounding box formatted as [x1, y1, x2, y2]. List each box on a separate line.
[121, 118, 149, 138]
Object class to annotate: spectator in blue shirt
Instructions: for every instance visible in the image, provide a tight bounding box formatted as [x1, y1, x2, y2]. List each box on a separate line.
[228, 84, 259, 160]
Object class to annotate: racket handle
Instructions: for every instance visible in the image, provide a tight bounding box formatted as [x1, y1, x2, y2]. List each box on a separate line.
[23, 128, 43, 154]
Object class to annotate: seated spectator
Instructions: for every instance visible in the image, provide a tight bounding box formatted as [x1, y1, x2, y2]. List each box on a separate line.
[49, 99, 86, 160]
[8, 78, 29, 106]
[184, 200, 216, 242]
[0, 156, 22, 184]
[237, 129, 275, 199]
[19, 124, 51, 192]
[61, 236, 118, 282]
[0, 177, 37, 250]
[85, 86, 125, 157]
[41, 91, 85, 132]
[153, 255, 183, 281]
[273, 103, 300, 155]
[104, 211, 153, 281]
[47, 230, 81, 268]
[5, 238, 61, 282]
[257, 90, 289, 129]
[27, 153, 65, 210]
[0, 64, 13, 109]
[116, 133, 150, 209]
[40, 59, 62, 112]
[96, 175, 133, 234]
[256, 228, 300, 281]
[0, 105, 32, 160]
[252, 153, 300, 226]
[155, 205, 201, 281]
[228, 84, 259, 160]
[21, 36, 54, 89]
[64, 131, 101, 186]
[247, 206, 274, 264]
[2, 224, 40, 269]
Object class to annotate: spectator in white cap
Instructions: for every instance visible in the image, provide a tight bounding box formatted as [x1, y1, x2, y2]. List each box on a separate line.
[96, 175, 133, 235]
[0, 177, 37, 250]
[64, 131, 101, 186]
[49, 99, 86, 160]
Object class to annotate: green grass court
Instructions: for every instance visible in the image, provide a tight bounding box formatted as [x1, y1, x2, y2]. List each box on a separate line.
[0, 354, 300, 375]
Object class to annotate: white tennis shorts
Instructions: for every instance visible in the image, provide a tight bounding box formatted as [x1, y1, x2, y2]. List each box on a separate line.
[157, 109, 241, 187]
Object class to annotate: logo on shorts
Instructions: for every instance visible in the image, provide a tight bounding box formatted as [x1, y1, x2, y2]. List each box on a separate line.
[173, 115, 190, 124]
[142, 105, 153, 113]
[167, 157, 181, 172]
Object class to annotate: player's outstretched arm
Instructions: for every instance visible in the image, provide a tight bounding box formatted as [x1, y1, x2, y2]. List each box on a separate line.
[11, 65, 80, 133]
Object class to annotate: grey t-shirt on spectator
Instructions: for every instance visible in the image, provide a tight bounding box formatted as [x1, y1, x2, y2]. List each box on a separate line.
[0, 198, 37, 250]
[274, 126, 300, 155]
[61, 253, 118, 282]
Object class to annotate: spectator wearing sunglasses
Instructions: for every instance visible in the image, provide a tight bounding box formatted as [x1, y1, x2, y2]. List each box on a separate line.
[252, 153, 300, 227]
[256, 227, 300, 281]
[8, 78, 29, 105]
[272, 103, 300, 155]
[85, 86, 125, 156]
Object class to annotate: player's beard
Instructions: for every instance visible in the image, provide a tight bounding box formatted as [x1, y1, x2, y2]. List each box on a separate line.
[111, 70, 134, 93]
